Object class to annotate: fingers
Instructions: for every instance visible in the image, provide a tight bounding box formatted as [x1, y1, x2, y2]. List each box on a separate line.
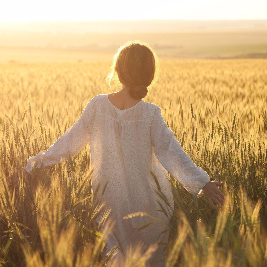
[207, 188, 225, 207]
[216, 189, 225, 200]
[211, 193, 224, 207]
[208, 196, 221, 209]
[207, 186, 225, 208]
[215, 181, 224, 187]
[214, 181, 225, 205]
[202, 180, 226, 209]
[208, 198, 216, 209]
[208, 196, 223, 209]
[217, 191, 225, 201]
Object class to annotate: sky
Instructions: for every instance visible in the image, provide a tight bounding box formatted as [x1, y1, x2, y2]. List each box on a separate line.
[0, 0, 266, 21]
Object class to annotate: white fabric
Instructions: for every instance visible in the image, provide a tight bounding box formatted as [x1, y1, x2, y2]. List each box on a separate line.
[26, 94, 210, 266]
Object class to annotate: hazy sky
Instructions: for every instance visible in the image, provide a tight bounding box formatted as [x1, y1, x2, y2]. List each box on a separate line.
[1, 0, 266, 21]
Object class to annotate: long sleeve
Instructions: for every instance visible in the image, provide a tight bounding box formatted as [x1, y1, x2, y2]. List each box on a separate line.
[26, 96, 98, 173]
[151, 106, 210, 195]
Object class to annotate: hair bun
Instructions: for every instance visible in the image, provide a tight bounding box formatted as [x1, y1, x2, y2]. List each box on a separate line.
[130, 85, 148, 99]
[133, 85, 147, 92]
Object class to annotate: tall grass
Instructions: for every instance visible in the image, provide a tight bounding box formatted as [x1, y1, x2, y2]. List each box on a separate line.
[0, 60, 266, 266]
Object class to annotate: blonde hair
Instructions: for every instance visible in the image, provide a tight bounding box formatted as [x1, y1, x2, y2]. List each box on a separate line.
[107, 41, 158, 99]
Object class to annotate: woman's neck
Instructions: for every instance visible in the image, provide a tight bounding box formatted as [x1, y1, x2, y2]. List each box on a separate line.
[108, 85, 142, 110]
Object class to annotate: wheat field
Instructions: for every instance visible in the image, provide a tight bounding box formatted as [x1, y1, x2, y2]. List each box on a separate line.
[0, 60, 266, 266]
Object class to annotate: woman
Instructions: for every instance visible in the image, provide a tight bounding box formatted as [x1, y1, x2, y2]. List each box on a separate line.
[25, 41, 224, 266]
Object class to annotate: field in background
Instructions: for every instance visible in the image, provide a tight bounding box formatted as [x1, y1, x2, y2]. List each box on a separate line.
[0, 59, 266, 266]
[1, 20, 267, 62]
[1, 31, 267, 62]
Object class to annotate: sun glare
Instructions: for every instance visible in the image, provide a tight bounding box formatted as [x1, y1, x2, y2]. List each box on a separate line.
[0, 0, 267, 21]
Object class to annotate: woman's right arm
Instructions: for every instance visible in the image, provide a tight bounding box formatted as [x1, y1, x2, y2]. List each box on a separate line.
[25, 96, 98, 174]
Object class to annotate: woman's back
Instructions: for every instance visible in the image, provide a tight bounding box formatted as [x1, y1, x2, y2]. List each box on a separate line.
[91, 94, 173, 266]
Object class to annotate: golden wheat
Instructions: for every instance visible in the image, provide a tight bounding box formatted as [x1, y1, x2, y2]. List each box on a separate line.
[0, 60, 266, 266]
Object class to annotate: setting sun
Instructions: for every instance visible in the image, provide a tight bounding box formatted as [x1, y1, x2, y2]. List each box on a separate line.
[1, 0, 267, 21]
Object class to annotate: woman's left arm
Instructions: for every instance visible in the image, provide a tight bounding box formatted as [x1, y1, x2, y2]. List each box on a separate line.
[151, 106, 225, 207]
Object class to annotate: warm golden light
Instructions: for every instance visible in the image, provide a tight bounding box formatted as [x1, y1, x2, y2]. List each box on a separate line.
[0, 0, 267, 21]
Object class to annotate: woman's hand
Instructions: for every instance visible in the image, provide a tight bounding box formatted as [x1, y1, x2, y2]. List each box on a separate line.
[201, 181, 225, 208]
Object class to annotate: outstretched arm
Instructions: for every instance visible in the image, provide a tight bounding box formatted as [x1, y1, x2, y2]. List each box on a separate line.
[25, 96, 98, 174]
[151, 106, 225, 207]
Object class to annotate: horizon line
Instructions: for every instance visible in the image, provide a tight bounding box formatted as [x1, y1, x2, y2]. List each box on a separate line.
[1, 18, 267, 23]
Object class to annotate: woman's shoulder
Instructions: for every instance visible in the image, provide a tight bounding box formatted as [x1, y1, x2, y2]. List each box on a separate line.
[91, 94, 106, 101]
[143, 101, 161, 113]
[86, 94, 106, 106]
[138, 101, 162, 123]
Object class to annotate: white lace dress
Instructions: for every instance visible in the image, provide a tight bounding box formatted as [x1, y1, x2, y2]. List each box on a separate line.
[26, 94, 210, 266]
